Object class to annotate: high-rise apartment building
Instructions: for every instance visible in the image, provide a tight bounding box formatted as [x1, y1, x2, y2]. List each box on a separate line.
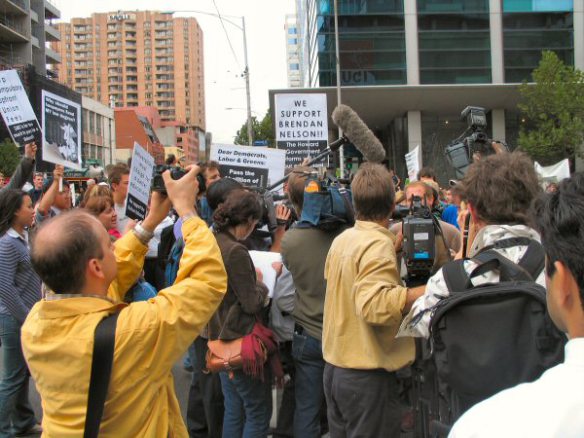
[0, 0, 61, 74]
[51, 11, 205, 130]
[285, 14, 302, 87]
[272, 0, 581, 179]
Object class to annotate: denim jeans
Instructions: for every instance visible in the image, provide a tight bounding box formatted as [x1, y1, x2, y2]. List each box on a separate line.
[292, 331, 325, 438]
[219, 370, 271, 438]
[0, 314, 36, 438]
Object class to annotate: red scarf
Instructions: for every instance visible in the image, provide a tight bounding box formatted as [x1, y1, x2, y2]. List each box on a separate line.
[241, 322, 283, 385]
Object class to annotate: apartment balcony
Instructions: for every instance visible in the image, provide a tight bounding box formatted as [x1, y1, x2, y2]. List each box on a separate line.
[0, 15, 28, 42]
[45, 23, 60, 41]
[45, 46, 61, 63]
[0, 0, 28, 16]
[44, 0, 60, 20]
[31, 35, 39, 47]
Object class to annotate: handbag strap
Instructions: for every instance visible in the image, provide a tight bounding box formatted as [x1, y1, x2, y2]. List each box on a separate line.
[84, 311, 120, 438]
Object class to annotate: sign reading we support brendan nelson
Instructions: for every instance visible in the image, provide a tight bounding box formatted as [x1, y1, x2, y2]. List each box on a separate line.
[275, 93, 328, 167]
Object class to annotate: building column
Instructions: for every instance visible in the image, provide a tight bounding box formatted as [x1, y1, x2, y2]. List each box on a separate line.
[574, 0, 584, 69]
[491, 108, 506, 142]
[407, 110, 422, 154]
[489, 0, 504, 83]
[404, 0, 419, 85]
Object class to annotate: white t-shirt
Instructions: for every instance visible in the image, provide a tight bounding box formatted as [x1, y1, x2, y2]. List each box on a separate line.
[115, 203, 130, 235]
[449, 338, 584, 438]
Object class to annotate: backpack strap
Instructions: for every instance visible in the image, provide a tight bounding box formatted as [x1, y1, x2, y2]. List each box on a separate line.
[478, 237, 545, 280]
[84, 311, 120, 438]
[471, 250, 534, 283]
[442, 260, 472, 294]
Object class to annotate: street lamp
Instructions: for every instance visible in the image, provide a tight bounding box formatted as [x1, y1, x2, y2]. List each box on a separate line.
[163, 10, 254, 147]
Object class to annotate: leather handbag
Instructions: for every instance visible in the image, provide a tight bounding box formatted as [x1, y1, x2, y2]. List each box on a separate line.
[205, 337, 244, 376]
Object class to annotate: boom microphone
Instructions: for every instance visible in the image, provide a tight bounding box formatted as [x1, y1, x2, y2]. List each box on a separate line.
[332, 104, 386, 163]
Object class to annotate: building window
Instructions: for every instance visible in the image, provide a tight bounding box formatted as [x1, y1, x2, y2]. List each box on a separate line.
[290, 63, 300, 70]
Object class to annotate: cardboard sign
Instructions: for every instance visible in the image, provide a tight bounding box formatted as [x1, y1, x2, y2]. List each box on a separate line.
[275, 93, 328, 167]
[405, 145, 422, 182]
[41, 90, 82, 170]
[0, 70, 41, 147]
[210, 143, 286, 188]
[125, 142, 155, 221]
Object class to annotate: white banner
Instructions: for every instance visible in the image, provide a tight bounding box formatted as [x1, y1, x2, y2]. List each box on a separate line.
[275, 93, 328, 167]
[0, 70, 41, 147]
[125, 142, 155, 221]
[405, 145, 422, 182]
[41, 90, 82, 170]
[210, 143, 286, 188]
[534, 159, 570, 183]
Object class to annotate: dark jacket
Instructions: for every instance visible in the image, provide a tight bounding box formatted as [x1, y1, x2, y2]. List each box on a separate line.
[2, 157, 34, 193]
[208, 230, 268, 341]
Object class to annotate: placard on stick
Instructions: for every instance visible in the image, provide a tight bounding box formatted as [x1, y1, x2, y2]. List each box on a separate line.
[210, 143, 285, 188]
[0, 70, 41, 147]
[125, 142, 155, 221]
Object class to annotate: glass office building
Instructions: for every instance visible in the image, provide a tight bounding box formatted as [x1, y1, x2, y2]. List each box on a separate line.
[279, 0, 581, 180]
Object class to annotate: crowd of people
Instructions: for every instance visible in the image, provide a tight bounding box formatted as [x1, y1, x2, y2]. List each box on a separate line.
[0, 140, 582, 438]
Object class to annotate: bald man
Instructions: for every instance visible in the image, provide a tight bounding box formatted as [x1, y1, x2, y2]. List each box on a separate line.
[21, 168, 228, 437]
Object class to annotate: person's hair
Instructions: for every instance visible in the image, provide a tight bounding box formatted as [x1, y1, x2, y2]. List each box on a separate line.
[203, 160, 220, 172]
[165, 154, 176, 165]
[30, 210, 105, 294]
[418, 167, 437, 181]
[287, 166, 315, 212]
[351, 163, 395, 221]
[108, 163, 130, 186]
[213, 189, 263, 232]
[206, 177, 244, 210]
[42, 177, 69, 195]
[533, 173, 584, 311]
[0, 189, 27, 235]
[80, 184, 114, 208]
[406, 181, 434, 200]
[84, 195, 114, 218]
[34, 172, 44, 179]
[460, 152, 540, 225]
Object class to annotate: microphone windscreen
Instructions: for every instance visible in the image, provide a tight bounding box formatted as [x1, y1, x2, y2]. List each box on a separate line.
[332, 104, 386, 163]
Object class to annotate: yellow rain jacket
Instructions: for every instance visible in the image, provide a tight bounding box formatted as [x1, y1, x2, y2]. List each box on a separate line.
[21, 217, 227, 437]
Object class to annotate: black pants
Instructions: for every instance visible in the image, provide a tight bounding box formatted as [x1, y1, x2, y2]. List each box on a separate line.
[323, 363, 401, 438]
[186, 337, 224, 438]
[144, 258, 165, 291]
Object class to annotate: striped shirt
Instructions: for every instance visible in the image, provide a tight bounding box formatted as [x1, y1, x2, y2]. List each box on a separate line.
[0, 228, 41, 323]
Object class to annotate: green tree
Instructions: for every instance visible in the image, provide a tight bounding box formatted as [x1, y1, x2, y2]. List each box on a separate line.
[518, 51, 584, 165]
[0, 138, 20, 177]
[233, 109, 275, 147]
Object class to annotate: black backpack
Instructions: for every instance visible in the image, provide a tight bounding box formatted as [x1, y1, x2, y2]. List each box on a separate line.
[428, 237, 566, 425]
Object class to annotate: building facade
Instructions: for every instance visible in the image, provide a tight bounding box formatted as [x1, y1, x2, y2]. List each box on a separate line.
[52, 10, 205, 130]
[82, 95, 116, 166]
[280, 0, 580, 180]
[0, 0, 61, 74]
[285, 14, 302, 87]
[114, 106, 165, 165]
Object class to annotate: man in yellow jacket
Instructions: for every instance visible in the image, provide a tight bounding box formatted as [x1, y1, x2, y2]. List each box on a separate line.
[21, 166, 227, 437]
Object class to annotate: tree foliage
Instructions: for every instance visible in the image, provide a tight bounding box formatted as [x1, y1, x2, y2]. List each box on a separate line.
[518, 51, 584, 165]
[0, 138, 20, 177]
[233, 109, 275, 146]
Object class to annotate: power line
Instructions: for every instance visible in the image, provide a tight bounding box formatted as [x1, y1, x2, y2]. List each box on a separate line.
[211, 0, 241, 69]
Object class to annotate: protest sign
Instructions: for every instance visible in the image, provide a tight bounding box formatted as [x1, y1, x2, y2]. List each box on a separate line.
[210, 143, 285, 188]
[535, 159, 570, 187]
[275, 93, 328, 167]
[0, 70, 41, 147]
[249, 250, 282, 298]
[405, 145, 422, 182]
[126, 142, 155, 221]
[41, 90, 82, 170]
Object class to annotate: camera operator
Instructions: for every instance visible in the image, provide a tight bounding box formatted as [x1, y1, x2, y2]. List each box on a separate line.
[391, 181, 461, 284]
[21, 166, 228, 437]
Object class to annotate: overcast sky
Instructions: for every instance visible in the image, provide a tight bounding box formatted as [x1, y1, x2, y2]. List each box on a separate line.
[54, 0, 296, 144]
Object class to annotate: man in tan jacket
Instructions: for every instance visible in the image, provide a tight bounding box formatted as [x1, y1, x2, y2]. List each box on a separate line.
[322, 163, 424, 437]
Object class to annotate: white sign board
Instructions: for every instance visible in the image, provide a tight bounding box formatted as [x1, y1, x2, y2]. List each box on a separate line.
[249, 250, 282, 298]
[125, 142, 155, 221]
[535, 159, 570, 184]
[405, 145, 422, 182]
[275, 93, 328, 167]
[0, 70, 41, 147]
[41, 90, 82, 170]
[210, 143, 286, 188]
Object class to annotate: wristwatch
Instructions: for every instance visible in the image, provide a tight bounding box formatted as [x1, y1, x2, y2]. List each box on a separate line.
[133, 223, 154, 245]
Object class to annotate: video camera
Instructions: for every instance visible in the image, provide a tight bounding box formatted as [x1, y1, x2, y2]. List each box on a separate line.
[397, 195, 436, 284]
[445, 106, 506, 178]
[151, 165, 207, 195]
